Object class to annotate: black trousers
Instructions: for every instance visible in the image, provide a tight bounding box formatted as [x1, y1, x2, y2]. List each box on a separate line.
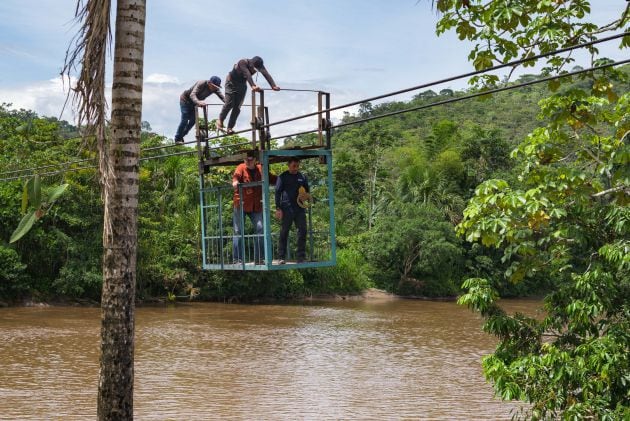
[278, 210, 306, 260]
[218, 79, 247, 129]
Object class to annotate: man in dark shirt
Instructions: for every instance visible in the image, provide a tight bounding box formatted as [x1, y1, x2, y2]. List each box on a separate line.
[218, 56, 280, 134]
[275, 158, 309, 264]
[175, 76, 224, 145]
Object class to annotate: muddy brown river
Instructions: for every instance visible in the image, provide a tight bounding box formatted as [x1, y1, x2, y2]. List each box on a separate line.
[0, 299, 541, 420]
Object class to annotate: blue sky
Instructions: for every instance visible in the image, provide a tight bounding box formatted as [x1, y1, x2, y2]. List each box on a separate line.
[0, 0, 627, 139]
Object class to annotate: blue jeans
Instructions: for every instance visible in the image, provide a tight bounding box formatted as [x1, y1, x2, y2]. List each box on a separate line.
[232, 209, 264, 262]
[174, 101, 195, 140]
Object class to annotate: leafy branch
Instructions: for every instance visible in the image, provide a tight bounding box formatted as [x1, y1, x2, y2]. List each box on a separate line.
[10, 175, 69, 243]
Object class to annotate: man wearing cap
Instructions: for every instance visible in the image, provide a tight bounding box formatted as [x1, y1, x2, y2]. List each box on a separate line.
[174, 76, 224, 145]
[232, 152, 278, 263]
[218, 56, 280, 134]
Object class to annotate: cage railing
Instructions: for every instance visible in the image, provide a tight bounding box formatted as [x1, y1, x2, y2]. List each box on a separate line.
[199, 177, 334, 270]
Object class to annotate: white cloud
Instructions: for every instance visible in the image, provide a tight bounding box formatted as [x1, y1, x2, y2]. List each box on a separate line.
[0, 77, 75, 121]
[0, 78, 358, 146]
[145, 73, 180, 84]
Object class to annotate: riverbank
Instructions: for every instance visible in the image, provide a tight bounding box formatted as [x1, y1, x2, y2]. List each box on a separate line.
[2, 288, 448, 307]
[306, 288, 399, 301]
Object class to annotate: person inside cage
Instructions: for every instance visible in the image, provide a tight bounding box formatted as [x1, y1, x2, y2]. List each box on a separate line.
[274, 157, 310, 264]
[232, 151, 277, 264]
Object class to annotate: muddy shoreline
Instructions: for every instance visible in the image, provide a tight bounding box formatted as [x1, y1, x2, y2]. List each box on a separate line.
[0, 288, 459, 308]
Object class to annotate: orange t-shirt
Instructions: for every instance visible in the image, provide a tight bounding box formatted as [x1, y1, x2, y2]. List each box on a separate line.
[232, 163, 277, 212]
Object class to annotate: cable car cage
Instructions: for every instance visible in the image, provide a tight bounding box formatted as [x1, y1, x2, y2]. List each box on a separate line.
[195, 90, 336, 271]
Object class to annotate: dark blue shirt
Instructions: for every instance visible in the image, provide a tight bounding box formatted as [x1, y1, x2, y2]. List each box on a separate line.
[275, 171, 309, 212]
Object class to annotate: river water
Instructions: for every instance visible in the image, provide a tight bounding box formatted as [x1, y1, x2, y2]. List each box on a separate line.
[0, 299, 541, 420]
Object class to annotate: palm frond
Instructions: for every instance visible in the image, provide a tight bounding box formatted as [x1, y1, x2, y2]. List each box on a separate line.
[61, 0, 113, 237]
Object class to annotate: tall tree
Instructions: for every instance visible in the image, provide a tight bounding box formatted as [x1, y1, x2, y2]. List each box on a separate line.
[63, 0, 146, 419]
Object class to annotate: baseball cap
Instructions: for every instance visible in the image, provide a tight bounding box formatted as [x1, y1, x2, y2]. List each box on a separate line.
[209, 76, 222, 88]
[251, 56, 264, 68]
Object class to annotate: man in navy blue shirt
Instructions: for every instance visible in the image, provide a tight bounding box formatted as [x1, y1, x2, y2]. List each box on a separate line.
[274, 158, 309, 264]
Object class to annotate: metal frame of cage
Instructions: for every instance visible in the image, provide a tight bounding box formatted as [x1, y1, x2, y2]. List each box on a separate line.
[199, 148, 335, 271]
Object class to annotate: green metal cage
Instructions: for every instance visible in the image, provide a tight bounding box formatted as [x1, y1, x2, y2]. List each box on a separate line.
[199, 149, 336, 271]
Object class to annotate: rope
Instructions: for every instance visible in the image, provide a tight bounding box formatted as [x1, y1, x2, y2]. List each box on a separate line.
[262, 88, 324, 93]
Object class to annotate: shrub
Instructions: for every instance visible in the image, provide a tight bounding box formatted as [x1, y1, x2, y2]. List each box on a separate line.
[0, 245, 29, 301]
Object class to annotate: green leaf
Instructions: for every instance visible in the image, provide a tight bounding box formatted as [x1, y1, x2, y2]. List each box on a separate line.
[21, 183, 28, 214]
[10, 210, 38, 243]
[456, 21, 476, 40]
[473, 50, 496, 71]
[46, 184, 69, 204]
[548, 79, 561, 92]
[28, 175, 42, 208]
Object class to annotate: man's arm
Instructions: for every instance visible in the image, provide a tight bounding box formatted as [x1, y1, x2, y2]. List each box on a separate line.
[232, 165, 243, 188]
[189, 81, 207, 106]
[274, 174, 284, 220]
[274, 175, 283, 209]
[237, 59, 256, 87]
[215, 90, 225, 103]
[257, 65, 277, 88]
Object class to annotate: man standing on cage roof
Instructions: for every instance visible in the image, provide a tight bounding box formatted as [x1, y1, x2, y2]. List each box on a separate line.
[218, 56, 280, 134]
[174, 76, 224, 145]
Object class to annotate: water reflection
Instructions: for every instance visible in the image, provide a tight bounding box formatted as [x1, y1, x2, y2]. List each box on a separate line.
[0, 299, 540, 420]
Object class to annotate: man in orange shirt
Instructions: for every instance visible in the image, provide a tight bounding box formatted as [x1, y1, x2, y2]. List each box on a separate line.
[232, 152, 277, 263]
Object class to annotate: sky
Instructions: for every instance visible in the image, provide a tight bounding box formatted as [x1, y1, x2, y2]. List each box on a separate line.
[0, 0, 627, 141]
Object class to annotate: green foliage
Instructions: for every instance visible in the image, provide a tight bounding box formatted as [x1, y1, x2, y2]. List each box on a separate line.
[27, 175, 41, 208]
[0, 105, 103, 301]
[1, 62, 626, 306]
[302, 248, 373, 295]
[460, 126, 513, 190]
[198, 270, 306, 302]
[333, 91, 528, 296]
[458, 92, 629, 283]
[435, 0, 629, 89]
[53, 261, 102, 299]
[0, 245, 28, 299]
[10, 175, 69, 243]
[438, 1, 630, 417]
[459, 266, 629, 419]
[10, 210, 38, 244]
[366, 203, 463, 296]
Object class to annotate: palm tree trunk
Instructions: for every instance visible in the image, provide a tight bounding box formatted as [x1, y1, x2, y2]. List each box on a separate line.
[97, 0, 145, 419]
